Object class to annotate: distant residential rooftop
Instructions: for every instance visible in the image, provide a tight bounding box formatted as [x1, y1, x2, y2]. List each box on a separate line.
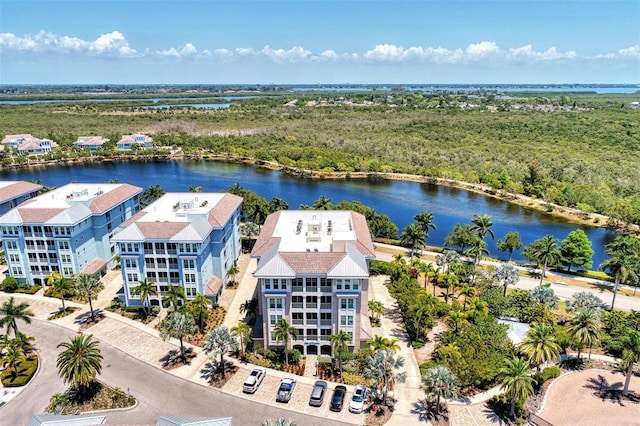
[135, 193, 229, 223]
[24, 183, 137, 209]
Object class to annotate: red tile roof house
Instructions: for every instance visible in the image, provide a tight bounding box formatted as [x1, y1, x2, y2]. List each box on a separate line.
[2, 134, 59, 156]
[74, 136, 109, 152]
[0, 183, 143, 285]
[116, 134, 153, 151]
[112, 192, 242, 308]
[251, 210, 376, 356]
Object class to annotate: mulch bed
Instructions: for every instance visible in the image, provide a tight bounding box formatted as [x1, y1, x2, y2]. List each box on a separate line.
[364, 398, 395, 426]
[209, 362, 240, 388]
[317, 365, 344, 383]
[58, 381, 136, 414]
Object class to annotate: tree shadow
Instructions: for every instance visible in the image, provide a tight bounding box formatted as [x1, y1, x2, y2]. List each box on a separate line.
[200, 361, 218, 382]
[481, 404, 508, 425]
[74, 309, 105, 325]
[159, 347, 195, 369]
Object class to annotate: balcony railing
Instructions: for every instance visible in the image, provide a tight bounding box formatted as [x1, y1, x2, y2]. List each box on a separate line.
[292, 302, 303, 309]
[320, 303, 332, 309]
[306, 286, 318, 292]
[320, 286, 332, 292]
[291, 286, 303, 292]
[320, 320, 332, 326]
[292, 319, 304, 325]
[306, 303, 318, 309]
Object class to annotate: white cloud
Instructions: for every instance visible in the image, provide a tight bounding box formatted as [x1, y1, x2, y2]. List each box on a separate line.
[508, 45, 577, 61]
[618, 45, 640, 58]
[156, 43, 199, 58]
[0, 30, 137, 57]
[260, 45, 312, 62]
[465, 41, 500, 58]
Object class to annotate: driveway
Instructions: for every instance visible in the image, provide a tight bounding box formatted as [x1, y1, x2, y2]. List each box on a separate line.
[0, 319, 348, 426]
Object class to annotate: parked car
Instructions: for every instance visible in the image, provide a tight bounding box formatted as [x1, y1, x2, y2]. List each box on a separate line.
[309, 380, 328, 407]
[330, 385, 347, 412]
[242, 367, 267, 393]
[349, 384, 367, 413]
[276, 377, 297, 403]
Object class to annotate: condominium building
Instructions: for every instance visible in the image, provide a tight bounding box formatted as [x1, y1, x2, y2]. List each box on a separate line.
[113, 192, 242, 307]
[0, 181, 43, 216]
[0, 183, 143, 284]
[251, 210, 376, 356]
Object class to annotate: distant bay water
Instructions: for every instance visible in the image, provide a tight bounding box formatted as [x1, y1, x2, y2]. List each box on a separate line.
[0, 160, 617, 267]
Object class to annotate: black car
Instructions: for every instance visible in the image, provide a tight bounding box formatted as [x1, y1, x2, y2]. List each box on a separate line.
[330, 385, 347, 412]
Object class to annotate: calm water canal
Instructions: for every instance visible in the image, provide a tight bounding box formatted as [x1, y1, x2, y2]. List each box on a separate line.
[0, 160, 616, 266]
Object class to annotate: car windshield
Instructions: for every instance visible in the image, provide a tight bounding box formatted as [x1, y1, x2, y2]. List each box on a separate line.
[352, 393, 364, 402]
[280, 383, 291, 391]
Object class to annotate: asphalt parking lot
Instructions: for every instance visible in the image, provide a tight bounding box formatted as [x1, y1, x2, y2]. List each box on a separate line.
[222, 367, 365, 425]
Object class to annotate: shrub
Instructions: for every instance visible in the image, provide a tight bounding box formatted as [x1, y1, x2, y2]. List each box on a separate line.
[540, 366, 562, 382]
[412, 338, 426, 349]
[286, 349, 302, 365]
[0, 355, 38, 387]
[15, 285, 42, 295]
[1, 276, 18, 292]
[487, 393, 525, 423]
[419, 360, 438, 376]
[369, 259, 395, 276]
[576, 270, 613, 282]
[343, 372, 368, 386]
[554, 325, 572, 353]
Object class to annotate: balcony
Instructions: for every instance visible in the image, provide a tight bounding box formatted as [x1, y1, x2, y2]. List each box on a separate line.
[306, 303, 318, 309]
[306, 286, 318, 292]
[292, 302, 303, 309]
[292, 319, 304, 325]
[320, 286, 332, 292]
[291, 286, 303, 292]
[320, 320, 332, 326]
[320, 303, 332, 309]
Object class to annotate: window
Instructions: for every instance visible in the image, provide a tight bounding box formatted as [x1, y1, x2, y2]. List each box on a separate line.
[5, 241, 17, 250]
[168, 258, 178, 268]
[307, 329, 317, 337]
[268, 298, 283, 309]
[184, 273, 196, 284]
[185, 287, 197, 297]
[264, 278, 271, 289]
[124, 259, 137, 269]
[340, 299, 355, 310]
[270, 314, 283, 325]
[292, 312, 303, 324]
[292, 296, 303, 308]
[59, 241, 70, 250]
[183, 259, 195, 269]
[340, 315, 354, 326]
[9, 254, 20, 263]
[306, 312, 317, 321]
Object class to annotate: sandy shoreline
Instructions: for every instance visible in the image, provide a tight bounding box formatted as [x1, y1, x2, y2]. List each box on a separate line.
[2, 153, 627, 232]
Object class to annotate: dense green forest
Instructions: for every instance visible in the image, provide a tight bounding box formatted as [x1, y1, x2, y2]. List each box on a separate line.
[1, 88, 639, 223]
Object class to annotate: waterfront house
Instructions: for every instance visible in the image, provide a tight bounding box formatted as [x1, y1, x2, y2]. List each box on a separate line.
[0, 181, 43, 216]
[113, 192, 242, 307]
[2, 134, 59, 156]
[74, 136, 109, 152]
[116, 134, 153, 151]
[251, 210, 375, 356]
[0, 183, 143, 285]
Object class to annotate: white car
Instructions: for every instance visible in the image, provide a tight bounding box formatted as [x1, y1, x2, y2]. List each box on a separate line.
[349, 384, 367, 413]
[242, 367, 267, 393]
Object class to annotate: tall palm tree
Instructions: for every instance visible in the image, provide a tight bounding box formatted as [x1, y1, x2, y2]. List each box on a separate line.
[249, 201, 270, 229]
[48, 273, 74, 311]
[312, 195, 333, 210]
[203, 325, 239, 378]
[414, 211, 437, 243]
[226, 265, 240, 285]
[400, 223, 426, 257]
[600, 235, 640, 311]
[459, 284, 476, 309]
[435, 250, 460, 274]
[529, 235, 561, 284]
[497, 231, 523, 262]
[186, 293, 212, 332]
[364, 350, 407, 405]
[367, 335, 389, 352]
[494, 264, 520, 296]
[74, 273, 104, 323]
[421, 365, 458, 417]
[619, 328, 640, 396]
[0, 297, 34, 336]
[56, 334, 103, 393]
[465, 235, 489, 264]
[499, 356, 536, 420]
[163, 285, 186, 311]
[417, 261, 437, 291]
[520, 323, 561, 377]
[131, 277, 158, 316]
[470, 214, 495, 240]
[13, 331, 35, 355]
[273, 318, 298, 365]
[160, 311, 197, 363]
[141, 184, 165, 208]
[268, 197, 289, 213]
[2, 344, 26, 378]
[567, 308, 601, 360]
[330, 330, 352, 372]
[230, 321, 252, 354]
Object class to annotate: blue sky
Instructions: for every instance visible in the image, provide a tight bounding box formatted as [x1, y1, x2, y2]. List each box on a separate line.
[1, 0, 638, 84]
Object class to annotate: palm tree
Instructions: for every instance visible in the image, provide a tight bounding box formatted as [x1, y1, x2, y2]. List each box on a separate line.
[435, 250, 460, 274]
[268, 197, 289, 213]
[2, 344, 26, 378]
[312, 195, 332, 210]
[249, 201, 270, 229]
[417, 261, 437, 291]
[400, 223, 426, 257]
[188, 185, 202, 193]
[163, 285, 186, 311]
[567, 292, 605, 314]
[529, 235, 561, 284]
[446, 309, 470, 333]
[0, 297, 34, 336]
[567, 308, 601, 360]
[368, 300, 385, 323]
[421, 365, 458, 417]
[364, 350, 407, 405]
[186, 294, 212, 332]
[499, 356, 536, 420]
[203, 325, 238, 378]
[56, 334, 103, 393]
[470, 214, 495, 240]
[226, 265, 240, 285]
[497, 231, 523, 262]
[160, 311, 197, 363]
[465, 235, 489, 264]
[230, 321, 252, 355]
[459, 284, 476, 309]
[48, 273, 74, 311]
[13, 331, 35, 355]
[520, 323, 561, 377]
[330, 330, 352, 373]
[494, 264, 520, 296]
[600, 235, 640, 311]
[239, 298, 259, 324]
[414, 211, 437, 244]
[74, 273, 104, 323]
[141, 184, 165, 208]
[367, 335, 401, 353]
[131, 277, 158, 316]
[273, 318, 298, 365]
[261, 419, 296, 426]
[619, 328, 640, 396]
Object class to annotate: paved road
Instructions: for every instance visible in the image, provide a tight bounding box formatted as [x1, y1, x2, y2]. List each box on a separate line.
[0, 320, 347, 426]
